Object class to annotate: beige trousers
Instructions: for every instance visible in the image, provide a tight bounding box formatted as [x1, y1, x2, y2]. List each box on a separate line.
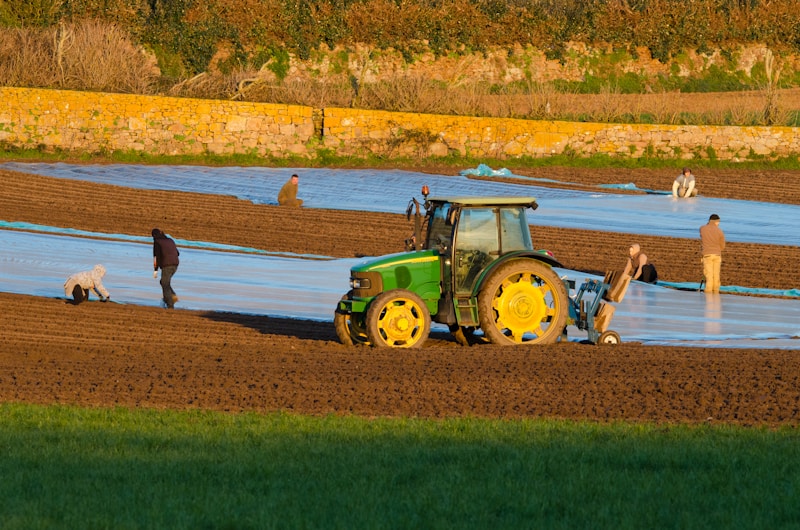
[702, 254, 722, 293]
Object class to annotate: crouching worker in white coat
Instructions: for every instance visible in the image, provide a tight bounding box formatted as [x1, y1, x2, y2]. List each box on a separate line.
[672, 167, 698, 198]
[64, 264, 110, 305]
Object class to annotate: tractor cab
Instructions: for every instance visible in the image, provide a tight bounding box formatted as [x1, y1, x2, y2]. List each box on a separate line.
[413, 194, 561, 332]
[423, 196, 539, 290]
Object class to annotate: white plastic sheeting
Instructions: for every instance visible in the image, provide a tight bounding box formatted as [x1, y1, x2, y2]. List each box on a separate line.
[1, 229, 798, 349]
[1, 229, 353, 319]
[1, 162, 798, 349]
[3, 162, 799, 244]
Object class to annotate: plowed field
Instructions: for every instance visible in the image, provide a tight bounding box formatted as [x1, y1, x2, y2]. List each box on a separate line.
[1, 165, 798, 426]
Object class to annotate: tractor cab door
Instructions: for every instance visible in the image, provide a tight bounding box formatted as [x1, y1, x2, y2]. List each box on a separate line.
[424, 202, 455, 252]
[453, 207, 499, 294]
[499, 206, 534, 252]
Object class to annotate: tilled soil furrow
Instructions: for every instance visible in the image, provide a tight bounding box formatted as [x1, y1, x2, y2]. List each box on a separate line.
[1, 292, 798, 425]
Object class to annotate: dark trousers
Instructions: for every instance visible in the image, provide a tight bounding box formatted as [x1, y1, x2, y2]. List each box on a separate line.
[160, 265, 178, 307]
[72, 285, 90, 304]
[641, 263, 658, 284]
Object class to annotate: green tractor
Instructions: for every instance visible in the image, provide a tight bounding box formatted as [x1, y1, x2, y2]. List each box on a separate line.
[334, 186, 571, 347]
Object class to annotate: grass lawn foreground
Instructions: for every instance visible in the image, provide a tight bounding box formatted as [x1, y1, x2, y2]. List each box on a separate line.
[0, 403, 798, 529]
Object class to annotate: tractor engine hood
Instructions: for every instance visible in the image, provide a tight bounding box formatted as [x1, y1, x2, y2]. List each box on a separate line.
[349, 249, 441, 302]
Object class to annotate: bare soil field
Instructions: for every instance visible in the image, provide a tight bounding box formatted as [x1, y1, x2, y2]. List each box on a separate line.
[1, 165, 798, 426]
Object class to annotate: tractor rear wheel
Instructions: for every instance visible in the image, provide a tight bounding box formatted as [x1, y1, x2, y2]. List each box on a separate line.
[366, 289, 430, 348]
[478, 259, 568, 345]
[334, 293, 369, 345]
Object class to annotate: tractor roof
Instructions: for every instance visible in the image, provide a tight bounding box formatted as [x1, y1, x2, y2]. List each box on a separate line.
[427, 196, 538, 208]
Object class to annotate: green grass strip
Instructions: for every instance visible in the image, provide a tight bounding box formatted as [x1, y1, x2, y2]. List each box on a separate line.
[0, 403, 798, 529]
[4, 145, 800, 172]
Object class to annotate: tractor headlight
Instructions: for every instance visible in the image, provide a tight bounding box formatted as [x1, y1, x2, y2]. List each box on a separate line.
[350, 272, 382, 297]
[350, 277, 371, 290]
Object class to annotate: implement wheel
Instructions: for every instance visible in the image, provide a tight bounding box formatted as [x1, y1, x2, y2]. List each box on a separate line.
[598, 330, 621, 345]
[478, 259, 568, 345]
[334, 293, 369, 345]
[366, 289, 430, 348]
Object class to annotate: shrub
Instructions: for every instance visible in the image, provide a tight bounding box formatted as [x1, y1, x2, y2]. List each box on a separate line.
[0, 20, 159, 93]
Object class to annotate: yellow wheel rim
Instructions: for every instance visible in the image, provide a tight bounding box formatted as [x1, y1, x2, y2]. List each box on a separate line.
[376, 298, 425, 346]
[492, 272, 558, 343]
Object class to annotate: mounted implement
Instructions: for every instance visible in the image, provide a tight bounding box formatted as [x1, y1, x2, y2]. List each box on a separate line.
[562, 271, 627, 345]
[334, 186, 573, 347]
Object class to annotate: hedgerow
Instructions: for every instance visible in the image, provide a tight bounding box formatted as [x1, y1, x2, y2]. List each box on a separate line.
[2, 0, 799, 76]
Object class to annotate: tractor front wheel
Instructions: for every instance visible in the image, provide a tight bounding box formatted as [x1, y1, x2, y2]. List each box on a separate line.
[366, 289, 430, 348]
[478, 259, 569, 346]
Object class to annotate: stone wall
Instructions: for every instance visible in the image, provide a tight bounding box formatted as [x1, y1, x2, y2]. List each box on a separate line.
[2, 86, 799, 161]
[0, 87, 315, 157]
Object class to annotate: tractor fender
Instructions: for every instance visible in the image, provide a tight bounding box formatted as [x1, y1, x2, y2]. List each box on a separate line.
[471, 251, 563, 297]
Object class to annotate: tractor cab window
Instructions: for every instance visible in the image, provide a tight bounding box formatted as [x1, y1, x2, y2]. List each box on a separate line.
[500, 207, 533, 252]
[426, 203, 454, 251]
[456, 208, 499, 253]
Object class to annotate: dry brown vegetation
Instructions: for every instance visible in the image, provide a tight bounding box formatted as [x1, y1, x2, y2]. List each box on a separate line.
[0, 20, 159, 93]
[130, 66, 800, 127]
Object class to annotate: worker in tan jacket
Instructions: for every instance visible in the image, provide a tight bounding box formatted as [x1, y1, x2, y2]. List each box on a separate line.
[623, 244, 658, 284]
[699, 214, 726, 293]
